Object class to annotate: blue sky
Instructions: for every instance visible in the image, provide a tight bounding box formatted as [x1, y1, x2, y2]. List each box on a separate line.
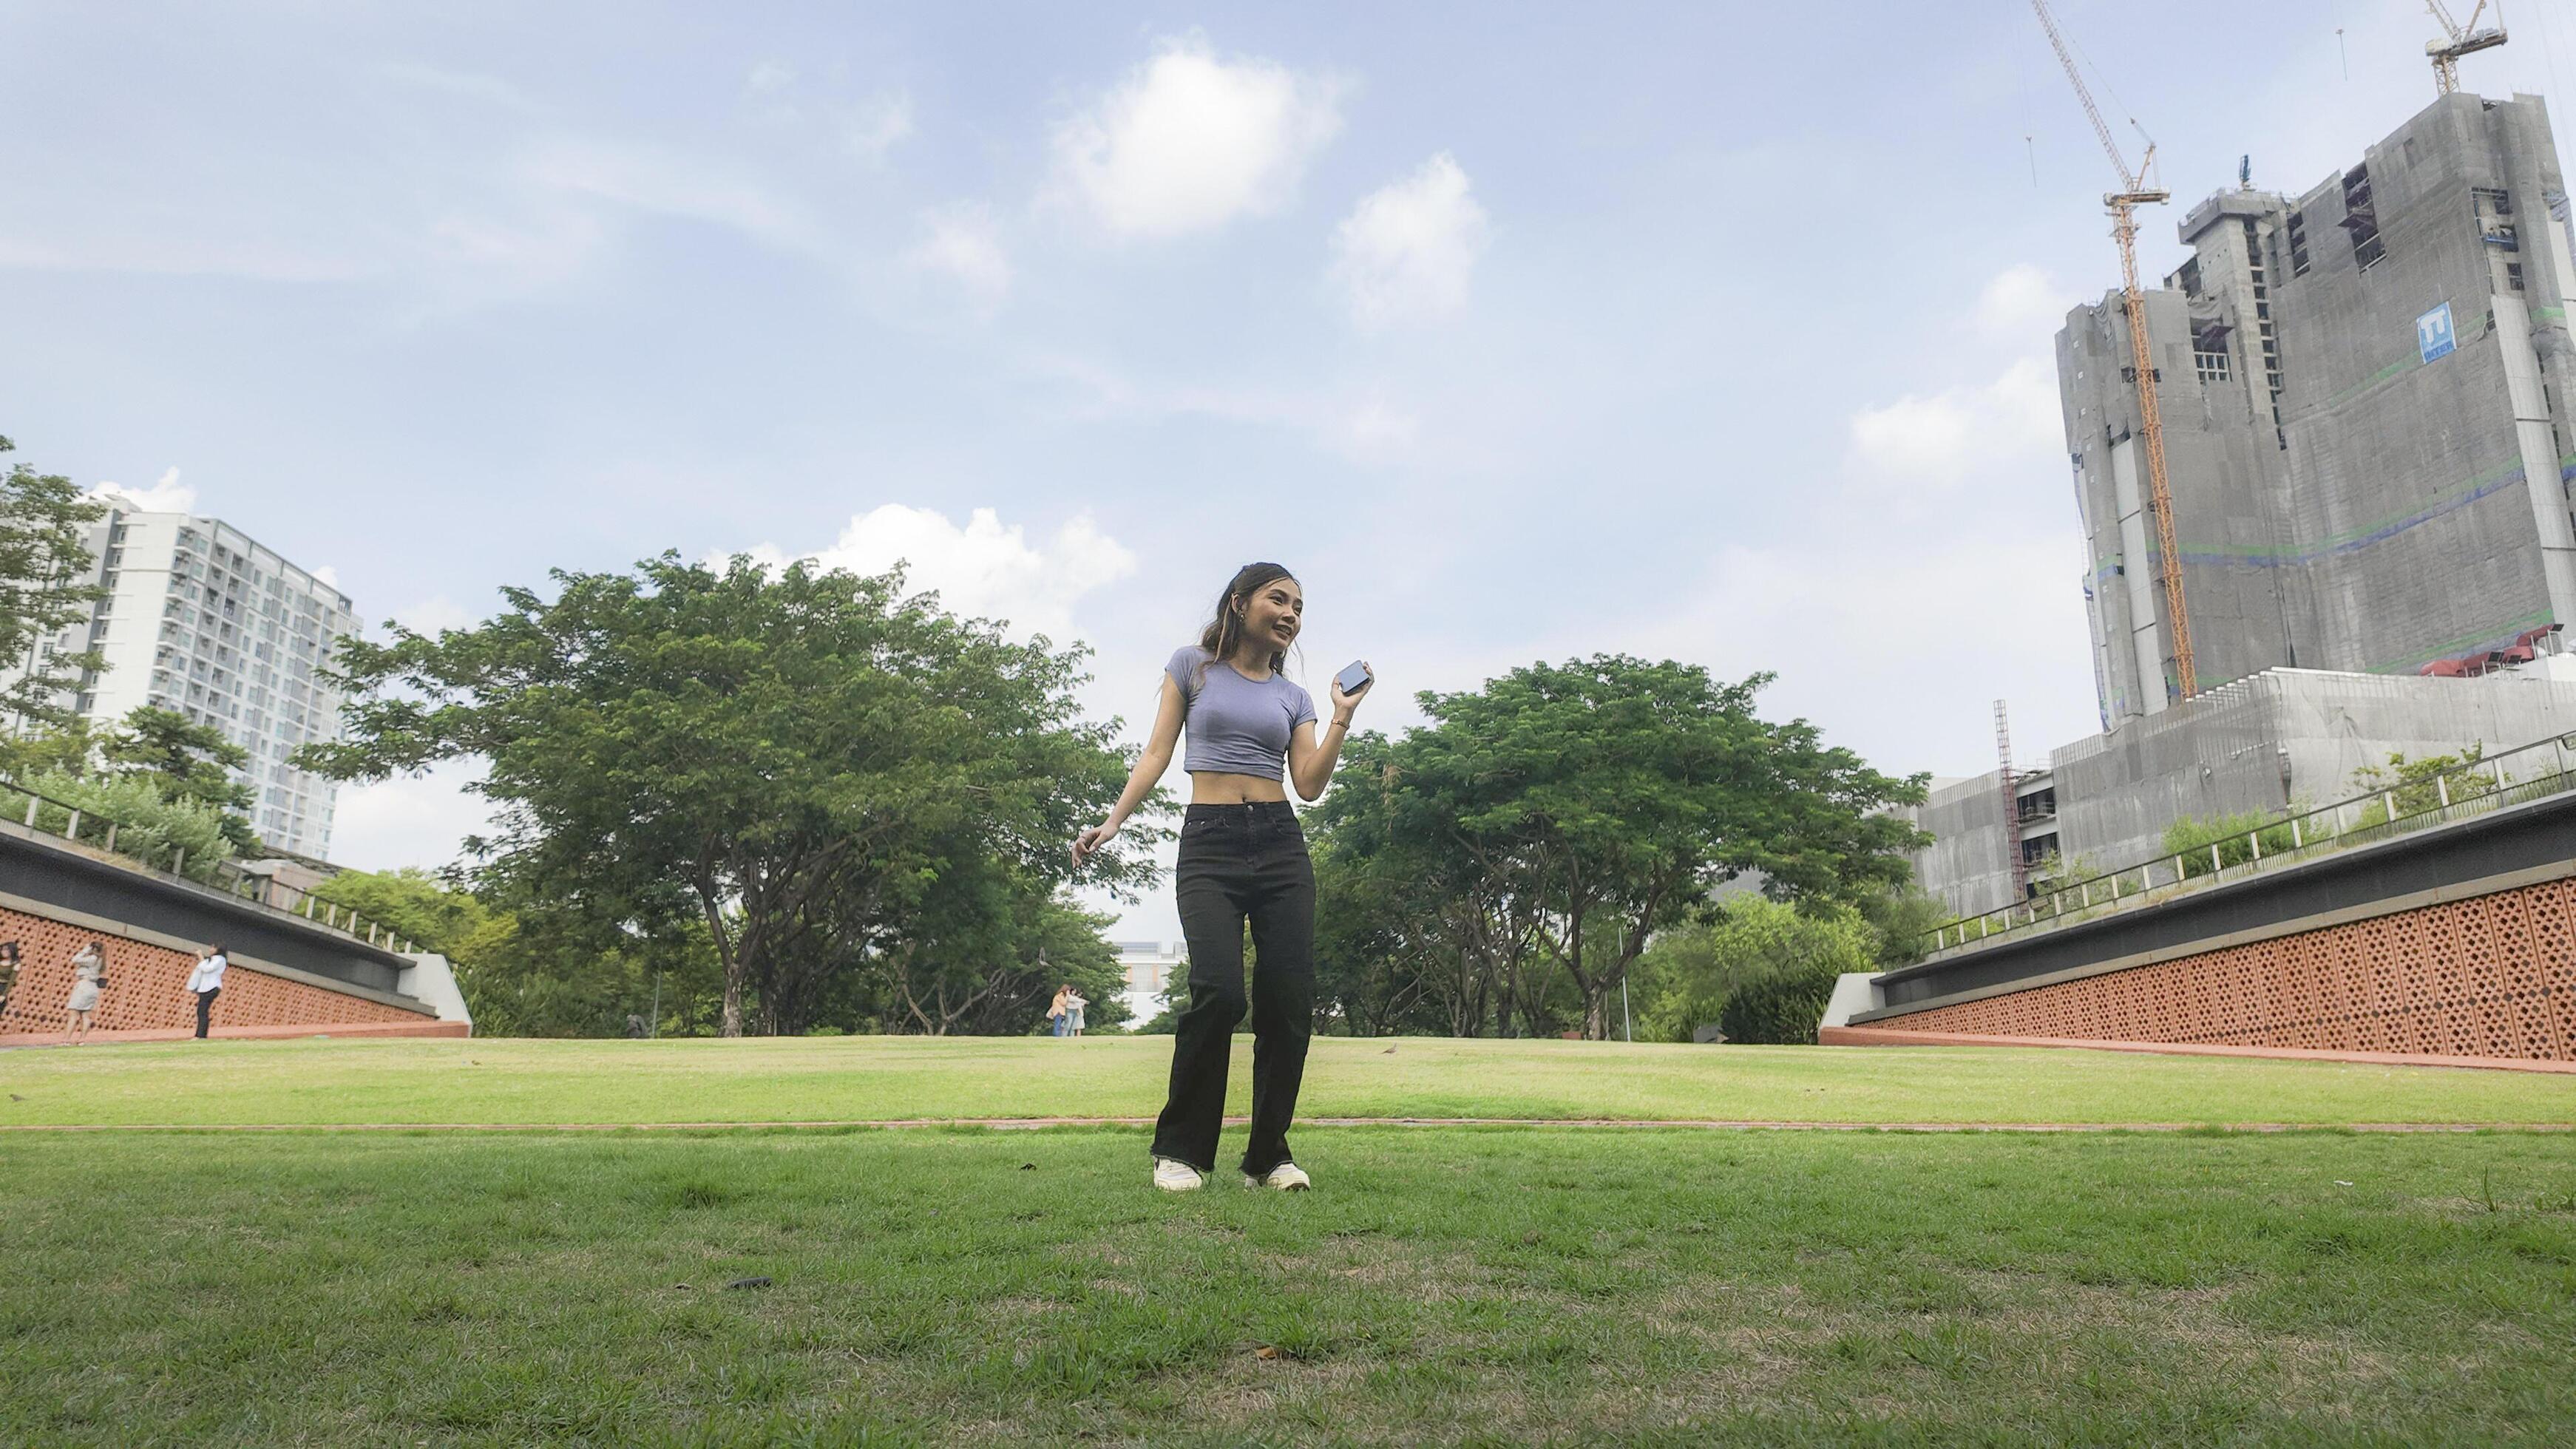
[8, 1, 2575, 938]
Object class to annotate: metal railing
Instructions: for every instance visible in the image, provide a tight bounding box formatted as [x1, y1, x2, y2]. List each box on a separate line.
[1919, 730, 2576, 956]
[0, 774, 417, 955]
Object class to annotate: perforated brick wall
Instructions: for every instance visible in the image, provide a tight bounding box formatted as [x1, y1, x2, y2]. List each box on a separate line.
[1885, 878, 2576, 1062]
[0, 903, 431, 1036]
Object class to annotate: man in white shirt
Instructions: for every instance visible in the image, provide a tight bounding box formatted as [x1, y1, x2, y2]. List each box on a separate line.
[183, 943, 228, 1039]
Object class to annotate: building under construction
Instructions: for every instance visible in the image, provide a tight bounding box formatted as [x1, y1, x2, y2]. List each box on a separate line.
[2066, 89, 2576, 718]
[1911, 84, 2576, 919]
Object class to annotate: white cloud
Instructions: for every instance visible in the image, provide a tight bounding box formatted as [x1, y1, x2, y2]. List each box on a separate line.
[327, 759, 501, 874]
[1329, 152, 1490, 329]
[390, 594, 475, 636]
[842, 92, 915, 160]
[735, 505, 1137, 642]
[1603, 531, 2099, 777]
[744, 61, 911, 161]
[1023, 350, 1419, 464]
[311, 564, 342, 590]
[523, 137, 816, 254]
[1048, 34, 1345, 240]
[907, 206, 1011, 310]
[1845, 357, 2060, 492]
[1976, 262, 2070, 339]
[87, 466, 196, 513]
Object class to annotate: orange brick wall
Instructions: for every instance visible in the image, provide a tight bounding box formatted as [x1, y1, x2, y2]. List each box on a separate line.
[1885, 877, 2576, 1062]
[0, 904, 433, 1035]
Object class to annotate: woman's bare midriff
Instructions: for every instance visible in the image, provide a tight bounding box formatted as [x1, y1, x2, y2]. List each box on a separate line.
[1188, 770, 1290, 805]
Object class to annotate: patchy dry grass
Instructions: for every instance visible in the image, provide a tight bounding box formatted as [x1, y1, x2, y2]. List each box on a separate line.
[4, 1126, 2575, 1443]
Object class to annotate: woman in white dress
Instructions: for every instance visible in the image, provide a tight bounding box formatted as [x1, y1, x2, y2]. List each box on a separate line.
[64, 940, 106, 1043]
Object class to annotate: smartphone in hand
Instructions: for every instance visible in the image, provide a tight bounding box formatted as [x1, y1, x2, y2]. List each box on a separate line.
[1335, 660, 1372, 695]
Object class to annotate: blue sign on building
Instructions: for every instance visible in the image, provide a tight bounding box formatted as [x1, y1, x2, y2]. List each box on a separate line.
[2417, 301, 2456, 363]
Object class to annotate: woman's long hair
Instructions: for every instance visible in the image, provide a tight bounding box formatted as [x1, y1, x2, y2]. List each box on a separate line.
[1191, 562, 1298, 692]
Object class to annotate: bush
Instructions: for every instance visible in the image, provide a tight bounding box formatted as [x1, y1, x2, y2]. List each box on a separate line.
[2161, 810, 2297, 880]
[0, 770, 238, 882]
[1635, 897, 1877, 1045]
[1718, 966, 1844, 1047]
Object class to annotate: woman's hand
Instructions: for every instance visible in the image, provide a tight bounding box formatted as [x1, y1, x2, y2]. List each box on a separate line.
[1071, 817, 1120, 868]
[1329, 661, 1375, 724]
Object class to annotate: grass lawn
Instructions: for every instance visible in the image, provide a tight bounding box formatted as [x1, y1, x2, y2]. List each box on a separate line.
[7, 1041, 2572, 1442]
[4, 1127, 2575, 1444]
[4, 1035, 2574, 1128]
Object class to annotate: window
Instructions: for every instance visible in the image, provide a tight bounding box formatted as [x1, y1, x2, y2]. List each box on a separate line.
[2508, 262, 2526, 291]
[2342, 164, 2383, 269]
[2194, 350, 2232, 382]
[2288, 210, 2312, 276]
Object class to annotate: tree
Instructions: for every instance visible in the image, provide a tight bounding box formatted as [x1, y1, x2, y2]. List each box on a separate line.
[299, 553, 1157, 1036]
[0, 716, 97, 780]
[1632, 898, 1880, 1044]
[0, 435, 107, 736]
[100, 705, 261, 852]
[1306, 732, 1528, 1036]
[307, 867, 492, 957]
[1392, 656, 1925, 1039]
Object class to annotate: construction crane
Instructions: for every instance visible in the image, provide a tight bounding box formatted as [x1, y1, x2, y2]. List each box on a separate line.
[2426, 2, 2507, 95]
[2029, 0, 2194, 702]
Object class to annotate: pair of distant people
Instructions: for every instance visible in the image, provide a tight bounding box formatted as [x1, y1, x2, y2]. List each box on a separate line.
[0, 938, 226, 1042]
[1047, 984, 1088, 1038]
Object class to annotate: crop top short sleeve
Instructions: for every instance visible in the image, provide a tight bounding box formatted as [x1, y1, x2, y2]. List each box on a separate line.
[1165, 645, 1317, 776]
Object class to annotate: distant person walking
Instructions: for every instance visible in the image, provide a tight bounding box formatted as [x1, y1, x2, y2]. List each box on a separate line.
[183, 943, 228, 1039]
[63, 940, 107, 1043]
[1072, 563, 1372, 1193]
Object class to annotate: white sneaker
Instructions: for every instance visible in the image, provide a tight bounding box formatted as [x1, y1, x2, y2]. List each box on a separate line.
[1243, 1162, 1311, 1192]
[1152, 1158, 1204, 1192]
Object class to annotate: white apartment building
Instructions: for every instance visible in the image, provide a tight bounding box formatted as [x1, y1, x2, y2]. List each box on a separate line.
[6, 507, 359, 858]
[1114, 940, 1187, 1028]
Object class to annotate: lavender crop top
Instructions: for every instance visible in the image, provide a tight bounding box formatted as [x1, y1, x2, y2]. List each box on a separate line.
[1166, 645, 1317, 776]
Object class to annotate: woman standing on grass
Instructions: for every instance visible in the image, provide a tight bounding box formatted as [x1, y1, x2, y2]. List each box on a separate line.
[183, 943, 228, 1040]
[63, 940, 106, 1043]
[1072, 563, 1372, 1193]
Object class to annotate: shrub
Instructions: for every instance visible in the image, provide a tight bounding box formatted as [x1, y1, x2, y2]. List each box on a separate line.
[0, 770, 237, 882]
[2160, 810, 2297, 880]
[1634, 897, 1877, 1046]
[1718, 965, 1845, 1047]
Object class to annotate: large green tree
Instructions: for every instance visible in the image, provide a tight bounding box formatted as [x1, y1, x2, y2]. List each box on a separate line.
[1312, 656, 1927, 1039]
[0, 435, 107, 736]
[299, 553, 1156, 1036]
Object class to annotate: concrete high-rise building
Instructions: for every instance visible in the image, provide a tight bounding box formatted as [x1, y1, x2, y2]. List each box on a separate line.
[2061, 91, 2576, 725]
[1905, 88, 2576, 920]
[3, 505, 359, 858]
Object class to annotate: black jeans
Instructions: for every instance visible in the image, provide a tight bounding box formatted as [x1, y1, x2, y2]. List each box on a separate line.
[194, 987, 219, 1038]
[1151, 801, 1316, 1177]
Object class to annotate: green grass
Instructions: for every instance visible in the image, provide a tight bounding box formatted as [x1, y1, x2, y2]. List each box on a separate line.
[5, 1127, 2575, 1444]
[7, 1041, 2572, 1442]
[5, 1035, 2573, 1128]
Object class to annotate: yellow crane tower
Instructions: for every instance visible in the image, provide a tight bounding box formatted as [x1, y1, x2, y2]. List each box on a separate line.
[2425, 2, 2508, 96]
[2028, 0, 2193, 701]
